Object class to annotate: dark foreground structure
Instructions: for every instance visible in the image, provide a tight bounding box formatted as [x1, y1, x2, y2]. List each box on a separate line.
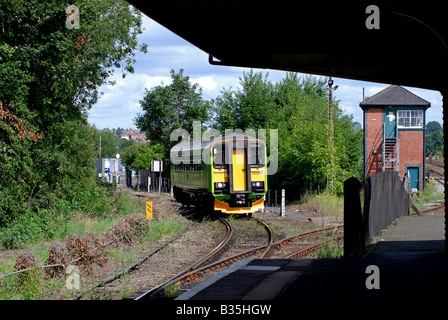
[125, 1, 448, 300]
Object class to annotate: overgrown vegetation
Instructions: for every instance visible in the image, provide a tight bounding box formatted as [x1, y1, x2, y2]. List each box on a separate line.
[317, 241, 344, 258]
[298, 192, 344, 220]
[0, 191, 184, 300]
[412, 181, 445, 211]
[0, 0, 147, 249]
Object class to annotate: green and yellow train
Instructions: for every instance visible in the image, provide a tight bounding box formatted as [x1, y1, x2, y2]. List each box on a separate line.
[170, 134, 267, 214]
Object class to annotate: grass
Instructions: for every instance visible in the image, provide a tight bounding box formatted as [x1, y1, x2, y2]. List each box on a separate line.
[317, 241, 344, 258]
[412, 181, 444, 211]
[0, 189, 185, 300]
[51, 214, 117, 241]
[298, 191, 344, 219]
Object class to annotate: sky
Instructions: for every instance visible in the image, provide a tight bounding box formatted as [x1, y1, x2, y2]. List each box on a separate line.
[87, 14, 443, 130]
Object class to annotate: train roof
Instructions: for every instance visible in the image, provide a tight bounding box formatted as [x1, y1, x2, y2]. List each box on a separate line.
[170, 133, 263, 152]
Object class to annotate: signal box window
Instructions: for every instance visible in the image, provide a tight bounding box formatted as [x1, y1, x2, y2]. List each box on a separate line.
[397, 110, 423, 128]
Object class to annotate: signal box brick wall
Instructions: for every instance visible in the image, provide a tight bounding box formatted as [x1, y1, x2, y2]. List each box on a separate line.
[364, 107, 384, 177]
[399, 130, 424, 183]
[365, 110, 425, 181]
[360, 85, 430, 191]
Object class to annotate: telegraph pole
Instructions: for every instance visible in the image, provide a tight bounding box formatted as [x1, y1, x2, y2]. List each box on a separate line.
[327, 77, 338, 193]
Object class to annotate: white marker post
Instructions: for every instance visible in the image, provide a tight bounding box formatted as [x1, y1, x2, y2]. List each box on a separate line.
[280, 189, 285, 217]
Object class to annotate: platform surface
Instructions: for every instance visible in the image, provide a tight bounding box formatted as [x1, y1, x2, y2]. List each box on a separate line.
[177, 215, 447, 300]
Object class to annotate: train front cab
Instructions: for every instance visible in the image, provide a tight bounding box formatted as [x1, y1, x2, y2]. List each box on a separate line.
[211, 138, 267, 214]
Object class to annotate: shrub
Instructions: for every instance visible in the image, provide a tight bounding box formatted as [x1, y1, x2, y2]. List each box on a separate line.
[0, 209, 51, 249]
[66, 235, 108, 275]
[45, 242, 70, 278]
[13, 251, 44, 300]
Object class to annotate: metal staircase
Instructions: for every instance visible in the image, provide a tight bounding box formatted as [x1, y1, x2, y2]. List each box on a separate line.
[382, 124, 399, 171]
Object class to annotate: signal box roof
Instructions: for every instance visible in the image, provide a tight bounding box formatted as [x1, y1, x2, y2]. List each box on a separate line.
[360, 85, 430, 108]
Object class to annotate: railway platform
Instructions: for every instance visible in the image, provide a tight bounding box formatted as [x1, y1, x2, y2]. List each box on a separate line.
[177, 214, 447, 300]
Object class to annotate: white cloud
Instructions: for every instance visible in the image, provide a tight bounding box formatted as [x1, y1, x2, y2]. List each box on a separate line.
[139, 74, 172, 89]
[191, 76, 218, 97]
[340, 104, 355, 115]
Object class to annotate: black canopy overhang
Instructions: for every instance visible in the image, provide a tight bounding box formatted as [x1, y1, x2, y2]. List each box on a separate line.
[126, 1, 448, 91]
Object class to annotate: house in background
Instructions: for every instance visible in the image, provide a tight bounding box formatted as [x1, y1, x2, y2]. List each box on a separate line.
[360, 85, 431, 191]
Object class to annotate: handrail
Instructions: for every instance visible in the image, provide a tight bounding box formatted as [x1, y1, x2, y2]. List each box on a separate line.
[382, 123, 385, 171]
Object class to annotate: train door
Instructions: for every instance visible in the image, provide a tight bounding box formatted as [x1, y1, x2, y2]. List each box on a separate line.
[232, 147, 247, 191]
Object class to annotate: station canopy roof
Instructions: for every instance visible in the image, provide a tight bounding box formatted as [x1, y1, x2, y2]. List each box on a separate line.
[126, 1, 448, 92]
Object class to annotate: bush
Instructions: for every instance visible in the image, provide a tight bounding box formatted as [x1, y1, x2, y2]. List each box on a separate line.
[0, 209, 51, 249]
[14, 251, 44, 300]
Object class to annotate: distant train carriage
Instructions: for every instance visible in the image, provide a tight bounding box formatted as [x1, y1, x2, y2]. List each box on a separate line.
[170, 134, 267, 214]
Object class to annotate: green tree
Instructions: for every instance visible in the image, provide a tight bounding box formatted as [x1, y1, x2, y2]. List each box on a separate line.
[212, 70, 276, 131]
[94, 130, 120, 158]
[0, 0, 147, 247]
[134, 69, 211, 157]
[425, 121, 443, 157]
[270, 74, 362, 196]
[426, 121, 442, 135]
[121, 142, 165, 171]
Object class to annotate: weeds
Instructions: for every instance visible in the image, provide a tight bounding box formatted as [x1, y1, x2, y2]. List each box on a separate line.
[0, 190, 185, 300]
[317, 241, 344, 258]
[299, 191, 343, 219]
[413, 182, 444, 211]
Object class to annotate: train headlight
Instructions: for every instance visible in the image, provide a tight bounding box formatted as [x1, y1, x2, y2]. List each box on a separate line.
[214, 182, 227, 189]
[251, 181, 264, 191]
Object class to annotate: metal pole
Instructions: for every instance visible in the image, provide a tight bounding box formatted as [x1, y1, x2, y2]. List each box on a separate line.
[152, 163, 154, 193]
[327, 77, 334, 193]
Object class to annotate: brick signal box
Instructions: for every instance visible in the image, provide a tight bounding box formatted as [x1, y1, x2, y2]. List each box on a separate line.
[360, 85, 430, 191]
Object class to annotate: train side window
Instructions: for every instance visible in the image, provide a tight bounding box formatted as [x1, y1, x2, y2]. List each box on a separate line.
[213, 143, 228, 169]
[249, 142, 265, 168]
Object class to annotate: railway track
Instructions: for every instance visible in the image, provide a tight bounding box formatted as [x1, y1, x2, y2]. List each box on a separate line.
[134, 217, 233, 300]
[426, 158, 445, 178]
[420, 202, 445, 215]
[135, 218, 343, 300]
[129, 196, 441, 300]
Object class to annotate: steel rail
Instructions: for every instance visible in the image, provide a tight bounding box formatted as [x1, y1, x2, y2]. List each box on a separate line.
[254, 217, 274, 258]
[420, 203, 445, 215]
[164, 225, 344, 291]
[270, 225, 343, 251]
[285, 234, 344, 259]
[134, 217, 233, 300]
